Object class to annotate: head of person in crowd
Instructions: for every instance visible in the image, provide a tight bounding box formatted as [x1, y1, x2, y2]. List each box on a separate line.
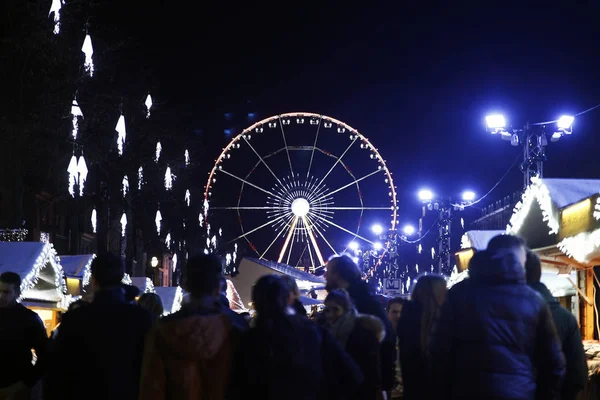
[137, 292, 164, 322]
[181, 253, 223, 302]
[252, 275, 292, 320]
[0, 271, 21, 308]
[386, 297, 405, 329]
[411, 274, 447, 350]
[325, 254, 362, 291]
[282, 275, 301, 301]
[487, 234, 527, 267]
[90, 252, 125, 292]
[323, 289, 354, 325]
[525, 250, 543, 284]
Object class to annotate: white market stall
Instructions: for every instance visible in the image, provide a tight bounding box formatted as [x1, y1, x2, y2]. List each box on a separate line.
[154, 286, 184, 315]
[0, 242, 67, 334]
[59, 254, 95, 296]
[131, 277, 155, 294]
[229, 257, 326, 310]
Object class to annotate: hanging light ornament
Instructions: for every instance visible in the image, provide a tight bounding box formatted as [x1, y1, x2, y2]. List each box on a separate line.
[203, 198, 209, 216]
[71, 99, 83, 140]
[165, 233, 172, 249]
[137, 167, 143, 190]
[115, 115, 126, 156]
[49, 0, 63, 34]
[77, 156, 88, 196]
[206, 224, 211, 236]
[67, 155, 78, 197]
[198, 213, 204, 227]
[211, 235, 217, 249]
[164, 167, 173, 190]
[225, 253, 232, 266]
[81, 34, 94, 77]
[206, 237, 210, 248]
[184, 190, 191, 206]
[145, 94, 153, 119]
[218, 228, 222, 236]
[120, 213, 127, 237]
[155, 210, 162, 235]
[172, 253, 178, 271]
[122, 176, 129, 197]
[184, 149, 190, 166]
[91, 208, 97, 233]
[155, 142, 162, 163]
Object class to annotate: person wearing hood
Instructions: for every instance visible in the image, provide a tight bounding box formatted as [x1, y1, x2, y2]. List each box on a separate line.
[526, 251, 588, 400]
[138, 254, 248, 400]
[44, 253, 153, 400]
[325, 254, 397, 394]
[429, 235, 565, 400]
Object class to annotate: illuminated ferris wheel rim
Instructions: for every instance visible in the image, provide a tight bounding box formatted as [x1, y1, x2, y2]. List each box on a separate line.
[203, 112, 399, 230]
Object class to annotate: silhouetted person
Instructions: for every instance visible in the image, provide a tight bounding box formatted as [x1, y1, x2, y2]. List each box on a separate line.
[526, 251, 587, 400]
[282, 275, 308, 317]
[0, 272, 48, 399]
[137, 292, 164, 323]
[430, 235, 565, 400]
[387, 297, 405, 399]
[326, 255, 396, 394]
[44, 253, 153, 400]
[139, 254, 248, 400]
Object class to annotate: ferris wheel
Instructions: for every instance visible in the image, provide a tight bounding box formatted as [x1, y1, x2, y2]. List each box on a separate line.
[204, 112, 398, 270]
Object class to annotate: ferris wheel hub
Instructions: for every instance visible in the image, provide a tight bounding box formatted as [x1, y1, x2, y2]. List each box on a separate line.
[291, 198, 310, 217]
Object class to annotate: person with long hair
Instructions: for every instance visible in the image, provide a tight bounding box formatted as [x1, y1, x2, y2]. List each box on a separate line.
[397, 274, 447, 400]
[230, 275, 363, 400]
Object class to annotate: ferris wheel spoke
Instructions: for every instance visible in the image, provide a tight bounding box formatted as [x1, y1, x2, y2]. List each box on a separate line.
[311, 212, 374, 245]
[304, 214, 336, 261]
[260, 214, 294, 259]
[313, 169, 383, 203]
[212, 206, 288, 210]
[278, 117, 294, 177]
[295, 244, 308, 268]
[312, 206, 391, 211]
[242, 135, 284, 185]
[302, 216, 326, 266]
[278, 216, 299, 263]
[286, 217, 302, 265]
[306, 118, 322, 178]
[230, 212, 290, 243]
[306, 241, 316, 270]
[219, 169, 284, 201]
[319, 137, 358, 186]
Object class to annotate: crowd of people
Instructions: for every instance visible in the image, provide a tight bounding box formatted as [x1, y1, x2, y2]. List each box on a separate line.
[0, 233, 591, 399]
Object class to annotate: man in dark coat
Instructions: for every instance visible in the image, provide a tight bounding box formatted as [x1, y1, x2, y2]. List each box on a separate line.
[44, 253, 153, 400]
[0, 272, 49, 399]
[430, 235, 565, 400]
[325, 254, 396, 394]
[526, 252, 588, 400]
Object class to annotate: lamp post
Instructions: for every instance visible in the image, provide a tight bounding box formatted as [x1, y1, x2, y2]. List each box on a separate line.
[418, 189, 475, 275]
[485, 114, 574, 189]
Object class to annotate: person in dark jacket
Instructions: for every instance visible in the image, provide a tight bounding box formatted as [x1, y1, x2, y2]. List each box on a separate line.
[397, 274, 447, 400]
[0, 272, 49, 399]
[325, 254, 397, 393]
[230, 275, 364, 400]
[525, 251, 588, 400]
[44, 253, 153, 400]
[430, 235, 566, 400]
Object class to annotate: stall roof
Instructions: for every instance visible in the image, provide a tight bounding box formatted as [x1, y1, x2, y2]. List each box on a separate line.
[245, 257, 325, 284]
[131, 277, 155, 294]
[0, 242, 66, 303]
[154, 286, 183, 315]
[461, 230, 506, 250]
[60, 254, 95, 286]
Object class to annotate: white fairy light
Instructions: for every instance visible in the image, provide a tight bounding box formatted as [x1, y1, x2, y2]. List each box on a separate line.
[91, 208, 97, 233]
[49, 0, 63, 34]
[155, 142, 162, 163]
[219, 228, 222, 236]
[115, 115, 126, 156]
[77, 156, 88, 196]
[19, 242, 66, 300]
[122, 175, 129, 197]
[137, 167, 143, 190]
[120, 213, 127, 237]
[145, 94, 153, 118]
[206, 238, 210, 248]
[184, 189, 191, 206]
[71, 99, 83, 139]
[211, 235, 217, 248]
[67, 155, 78, 197]
[198, 213, 204, 227]
[508, 177, 559, 235]
[204, 249, 209, 255]
[155, 210, 162, 235]
[206, 224, 211, 236]
[172, 253, 178, 271]
[164, 167, 173, 190]
[203, 199, 209, 216]
[81, 34, 94, 77]
[184, 149, 190, 166]
[225, 253, 232, 266]
[165, 233, 171, 249]
[431, 247, 436, 259]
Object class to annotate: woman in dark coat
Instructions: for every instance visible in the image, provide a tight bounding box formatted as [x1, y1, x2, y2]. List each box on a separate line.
[397, 274, 447, 400]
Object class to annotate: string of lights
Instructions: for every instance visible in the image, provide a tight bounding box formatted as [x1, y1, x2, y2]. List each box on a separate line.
[531, 102, 600, 126]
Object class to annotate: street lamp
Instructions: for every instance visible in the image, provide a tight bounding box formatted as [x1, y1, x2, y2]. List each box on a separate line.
[348, 241, 359, 251]
[485, 113, 575, 189]
[151, 256, 159, 268]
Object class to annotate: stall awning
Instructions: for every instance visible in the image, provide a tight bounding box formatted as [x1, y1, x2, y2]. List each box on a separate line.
[461, 230, 506, 250]
[0, 242, 66, 303]
[59, 254, 95, 288]
[154, 286, 183, 315]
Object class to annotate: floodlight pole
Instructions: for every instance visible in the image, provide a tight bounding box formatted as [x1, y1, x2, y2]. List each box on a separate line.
[520, 123, 547, 190]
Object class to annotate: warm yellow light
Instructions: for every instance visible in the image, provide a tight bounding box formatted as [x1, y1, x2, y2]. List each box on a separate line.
[560, 198, 592, 239]
[66, 278, 81, 296]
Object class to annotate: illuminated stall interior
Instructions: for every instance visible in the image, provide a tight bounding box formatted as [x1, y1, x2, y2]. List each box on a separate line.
[0, 242, 67, 335]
